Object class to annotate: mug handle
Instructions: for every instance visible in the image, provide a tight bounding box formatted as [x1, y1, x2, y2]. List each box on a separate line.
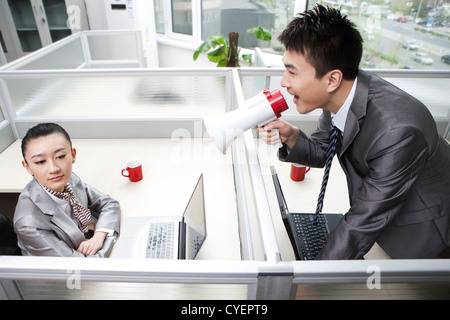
[121, 169, 129, 178]
[305, 167, 311, 173]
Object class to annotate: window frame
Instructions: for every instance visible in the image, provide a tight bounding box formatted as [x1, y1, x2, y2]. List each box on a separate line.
[158, 0, 201, 44]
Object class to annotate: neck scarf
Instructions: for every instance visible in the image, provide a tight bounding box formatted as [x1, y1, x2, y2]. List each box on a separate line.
[43, 184, 91, 233]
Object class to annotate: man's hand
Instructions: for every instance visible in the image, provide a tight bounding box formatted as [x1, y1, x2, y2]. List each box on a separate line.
[255, 119, 300, 149]
[77, 231, 108, 256]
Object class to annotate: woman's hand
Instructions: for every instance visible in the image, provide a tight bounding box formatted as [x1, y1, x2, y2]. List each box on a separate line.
[77, 231, 108, 256]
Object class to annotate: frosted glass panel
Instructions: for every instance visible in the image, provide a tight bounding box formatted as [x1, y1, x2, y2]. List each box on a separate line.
[0, 108, 4, 121]
[6, 75, 226, 117]
[17, 37, 84, 70]
[88, 34, 139, 61]
[16, 280, 248, 300]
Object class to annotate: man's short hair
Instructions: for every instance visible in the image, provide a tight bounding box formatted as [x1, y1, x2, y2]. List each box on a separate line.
[278, 4, 363, 80]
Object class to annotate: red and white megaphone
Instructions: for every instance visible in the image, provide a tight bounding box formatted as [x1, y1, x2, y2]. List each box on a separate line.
[204, 89, 289, 154]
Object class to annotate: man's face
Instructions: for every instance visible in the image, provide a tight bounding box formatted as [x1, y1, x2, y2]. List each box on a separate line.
[281, 50, 331, 114]
[22, 133, 76, 192]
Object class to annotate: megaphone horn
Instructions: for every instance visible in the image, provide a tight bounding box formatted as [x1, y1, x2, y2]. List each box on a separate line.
[204, 89, 288, 154]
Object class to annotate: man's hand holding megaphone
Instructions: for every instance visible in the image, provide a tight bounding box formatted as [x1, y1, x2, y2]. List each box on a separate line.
[256, 119, 300, 150]
[204, 90, 290, 154]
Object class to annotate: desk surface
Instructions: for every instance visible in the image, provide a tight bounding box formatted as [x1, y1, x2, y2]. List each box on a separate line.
[0, 139, 241, 260]
[0, 138, 389, 260]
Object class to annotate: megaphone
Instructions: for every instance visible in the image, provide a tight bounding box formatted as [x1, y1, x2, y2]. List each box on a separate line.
[204, 89, 288, 154]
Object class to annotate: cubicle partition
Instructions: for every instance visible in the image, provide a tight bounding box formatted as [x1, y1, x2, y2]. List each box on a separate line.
[0, 32, 449, 300]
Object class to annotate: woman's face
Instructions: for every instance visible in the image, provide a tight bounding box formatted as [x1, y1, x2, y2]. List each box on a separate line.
[22, 133, 76, 192]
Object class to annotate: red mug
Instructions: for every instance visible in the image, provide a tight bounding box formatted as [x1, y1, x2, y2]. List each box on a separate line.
[122, 160, 143, 182]
[290, 163, 310, 182]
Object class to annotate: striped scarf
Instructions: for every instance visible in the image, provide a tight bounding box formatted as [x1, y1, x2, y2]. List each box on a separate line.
[44, 184, 91, 233]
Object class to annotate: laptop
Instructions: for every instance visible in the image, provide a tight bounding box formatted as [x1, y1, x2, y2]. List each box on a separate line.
[115, 174, 206, 259]
[270, 166, 343, 260]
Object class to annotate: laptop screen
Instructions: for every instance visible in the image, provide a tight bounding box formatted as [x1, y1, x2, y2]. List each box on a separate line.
[182, 174, 207, 259]
[270, 166, 290, 219]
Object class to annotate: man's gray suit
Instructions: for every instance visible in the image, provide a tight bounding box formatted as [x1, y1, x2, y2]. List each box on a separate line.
[280, 70, 450, 259]
[14, 173, 120, 257]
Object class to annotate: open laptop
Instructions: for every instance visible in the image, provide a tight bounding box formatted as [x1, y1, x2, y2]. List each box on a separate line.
[270, 166, 343, 260]
[115, 174, 206, 259]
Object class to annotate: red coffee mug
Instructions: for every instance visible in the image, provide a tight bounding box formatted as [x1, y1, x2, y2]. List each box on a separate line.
[122, 160, 143, 182]
[290, 163, 310, 182]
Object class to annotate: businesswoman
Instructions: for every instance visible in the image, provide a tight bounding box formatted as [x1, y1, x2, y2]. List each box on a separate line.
[14, 123, 120, 257]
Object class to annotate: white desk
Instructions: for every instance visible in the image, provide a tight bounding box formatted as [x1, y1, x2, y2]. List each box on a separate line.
[0, 137, 389, 261]
[0, 139, 241, 260]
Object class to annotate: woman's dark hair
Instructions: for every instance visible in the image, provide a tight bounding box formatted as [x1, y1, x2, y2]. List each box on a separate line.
[21, 123, 72, 160]
[278, 4, 363, 80]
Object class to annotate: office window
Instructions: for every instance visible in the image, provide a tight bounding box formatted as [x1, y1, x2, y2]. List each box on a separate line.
[201, 0, 295, 51]
[159, 0, 449, 70]
[154, 0, 165, 34]
[172, 0, 193, 35]
[153, 0, 198, 41]
[308, 0, 450, 70]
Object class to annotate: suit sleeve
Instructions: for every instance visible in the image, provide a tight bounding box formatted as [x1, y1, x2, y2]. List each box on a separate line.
[316, 126, 429, 259]
[84, 183, 121, 236]
[14, 201, 86, 257]
[280, 111, 333, 167]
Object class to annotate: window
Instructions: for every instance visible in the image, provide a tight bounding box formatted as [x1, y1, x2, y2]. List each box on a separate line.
[157, 0, 449, 70]
[201, 0, 296, 52]
[172, 0, 193, 36]
[308, 0, 450, 70]
[154, 0, 199, 42]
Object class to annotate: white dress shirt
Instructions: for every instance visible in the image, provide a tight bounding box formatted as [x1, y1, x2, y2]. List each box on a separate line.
[331, 77, 358, 135]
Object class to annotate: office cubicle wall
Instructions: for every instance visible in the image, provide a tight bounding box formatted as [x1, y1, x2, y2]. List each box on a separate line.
[0, 76, 15, 153]
[0, 111, 14, 153]
[0, 30, 145, 151]
[2, 257, 450, 300]
[1, 32, 450, 300]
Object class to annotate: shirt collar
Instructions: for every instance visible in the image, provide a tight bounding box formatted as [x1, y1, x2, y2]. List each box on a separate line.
[331, 77, 358, 134]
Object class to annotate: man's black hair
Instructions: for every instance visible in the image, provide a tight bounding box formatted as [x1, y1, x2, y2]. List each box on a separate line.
[278, 4, 363, 80]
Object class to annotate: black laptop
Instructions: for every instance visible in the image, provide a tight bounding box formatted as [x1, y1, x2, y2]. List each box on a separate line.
[270, 166, 343, 260]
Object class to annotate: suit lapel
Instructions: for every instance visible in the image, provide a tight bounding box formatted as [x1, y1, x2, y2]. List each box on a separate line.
[339, 70, 369, 157]
[28, 178, 85, 249]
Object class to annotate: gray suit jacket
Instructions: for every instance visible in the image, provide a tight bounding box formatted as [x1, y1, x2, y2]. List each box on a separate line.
[281, 70, 450, 259]
[14, 173, 120, 257]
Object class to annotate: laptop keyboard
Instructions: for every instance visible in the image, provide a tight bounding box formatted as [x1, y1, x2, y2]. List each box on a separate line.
[145, 222, 175, 259]
[293, 214, 329, 260]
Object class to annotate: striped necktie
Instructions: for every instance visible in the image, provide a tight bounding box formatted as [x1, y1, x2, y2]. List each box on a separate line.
[314, 123, 340, 223]
[44, 184, 92, 233]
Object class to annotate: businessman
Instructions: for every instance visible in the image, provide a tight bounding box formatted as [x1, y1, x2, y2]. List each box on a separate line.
[258, 5, 450, 259]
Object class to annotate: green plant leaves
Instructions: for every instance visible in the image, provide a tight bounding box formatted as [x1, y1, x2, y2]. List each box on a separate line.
[193, 27, 272, 67]
[242, 53, 253, 66]
[247, 26, 272, 41]
[193, 35, 228, 63]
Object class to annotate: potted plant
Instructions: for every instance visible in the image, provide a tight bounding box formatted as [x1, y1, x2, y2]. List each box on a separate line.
[193, 26, 272, 67]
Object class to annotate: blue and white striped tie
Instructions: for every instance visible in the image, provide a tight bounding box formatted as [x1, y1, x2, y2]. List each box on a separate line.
[314, 123, 340, 223]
